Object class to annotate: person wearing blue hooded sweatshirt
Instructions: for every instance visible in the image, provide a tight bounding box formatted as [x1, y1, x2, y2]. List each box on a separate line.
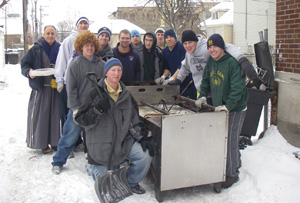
[135, 31, 163, 81]
[112, 29, 141, 82]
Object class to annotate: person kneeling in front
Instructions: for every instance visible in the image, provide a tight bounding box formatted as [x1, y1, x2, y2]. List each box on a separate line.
[75, 58, 154, 194]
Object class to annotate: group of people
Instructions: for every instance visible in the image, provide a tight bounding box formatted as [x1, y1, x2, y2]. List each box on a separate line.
[20, 15, 257, 196]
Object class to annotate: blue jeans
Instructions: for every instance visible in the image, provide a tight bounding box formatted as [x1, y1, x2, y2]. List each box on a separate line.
[52, 109, 83, 167]
[88, 141, 152, 186]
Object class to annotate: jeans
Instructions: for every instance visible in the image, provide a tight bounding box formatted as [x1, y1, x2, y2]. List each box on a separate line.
[88, 141, 152, 186]
[52, 109, 83, 167]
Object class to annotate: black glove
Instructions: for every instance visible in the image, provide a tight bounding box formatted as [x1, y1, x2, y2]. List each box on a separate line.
[139, 137, 155, 157]
[238, 57, 258, 80]
[96, 98, 111, 112]
[167, 78, 181, 85]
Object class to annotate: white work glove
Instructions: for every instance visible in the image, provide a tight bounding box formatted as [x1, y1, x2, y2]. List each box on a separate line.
[72, 109, 79, 125]
[162, 76, 175, 85]
[215, 105, 228, 112]
[57, 85, 63, 93]
[155, 75, 166, 85]
[195, 97, 207, 108]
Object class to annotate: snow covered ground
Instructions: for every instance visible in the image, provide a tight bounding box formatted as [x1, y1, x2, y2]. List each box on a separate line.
[0, 64, 300, 203]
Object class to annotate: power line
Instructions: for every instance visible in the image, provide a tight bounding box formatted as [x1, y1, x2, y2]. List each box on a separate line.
[234, 11, 276, 17]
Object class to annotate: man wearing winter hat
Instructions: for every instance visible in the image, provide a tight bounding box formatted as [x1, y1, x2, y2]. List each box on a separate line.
[155, 29, 197, 99]
[196, 33, 248, 189]
[155, 27, 166, 50]
[97, 26, 113, 62]
[54, 16, 90, 154]
[168, 30, 258, 94]
[75, 57, 153, 195]
[130, 29, 143, 50]
[135, 31, 163, 81]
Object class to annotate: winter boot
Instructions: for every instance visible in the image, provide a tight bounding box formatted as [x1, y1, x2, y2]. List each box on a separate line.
[131, 184, 146, 194]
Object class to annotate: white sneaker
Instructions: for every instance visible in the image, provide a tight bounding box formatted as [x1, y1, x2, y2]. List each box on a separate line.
[52, 166, 62, 175]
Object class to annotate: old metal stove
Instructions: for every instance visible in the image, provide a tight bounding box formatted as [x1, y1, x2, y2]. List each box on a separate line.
[126, 85, 228, 202]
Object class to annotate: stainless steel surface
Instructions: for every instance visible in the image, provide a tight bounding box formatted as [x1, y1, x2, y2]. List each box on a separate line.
[160, 112, 228, 191]
[126, 85, 179, 105]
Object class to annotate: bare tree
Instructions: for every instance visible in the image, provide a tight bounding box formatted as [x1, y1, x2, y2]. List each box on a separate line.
[0, 0, 10, 9]
[56, 17, 74, 42]
[142, 0, 208, 39]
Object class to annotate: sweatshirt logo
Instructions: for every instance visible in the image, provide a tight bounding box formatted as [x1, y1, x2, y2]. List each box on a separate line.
[210, 69, 224, 86]
[129, 56, 134, 61]
[191, 57, 204, 72]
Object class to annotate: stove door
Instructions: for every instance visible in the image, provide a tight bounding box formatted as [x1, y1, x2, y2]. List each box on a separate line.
[160, 112, 228, 191]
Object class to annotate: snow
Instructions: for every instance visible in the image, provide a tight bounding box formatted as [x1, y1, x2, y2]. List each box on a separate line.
[200, 2, 233, 28]
[1, 64, 300, 203]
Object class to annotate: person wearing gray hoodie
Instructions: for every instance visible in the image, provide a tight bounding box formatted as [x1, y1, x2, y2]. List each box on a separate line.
[168, 30, 257, 93]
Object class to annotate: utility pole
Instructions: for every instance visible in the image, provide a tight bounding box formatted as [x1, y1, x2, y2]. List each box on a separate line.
[23, 0, 28, 52]
[34, 0, 38, 40]
[39, 5, 48, 36]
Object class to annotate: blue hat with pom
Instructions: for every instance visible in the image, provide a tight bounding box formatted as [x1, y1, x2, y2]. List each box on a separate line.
[104, 58, 123, 74]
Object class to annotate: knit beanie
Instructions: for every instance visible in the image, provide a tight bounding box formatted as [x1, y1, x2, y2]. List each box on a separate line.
[181, 30, 198, 44]
[207, 34, 225, 50]
[97, 27, 112, 40]
[76, 17, 89, 27]
[164, 29, 177, 41]
[155, 27, 165, 34]
[104, 58, 123, 74]
[130, 29, 141, 38]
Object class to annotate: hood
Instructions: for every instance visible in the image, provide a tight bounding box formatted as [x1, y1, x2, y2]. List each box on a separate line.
[143, 31, 157, 52]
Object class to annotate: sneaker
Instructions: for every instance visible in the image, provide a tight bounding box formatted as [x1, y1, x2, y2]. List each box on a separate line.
[131, 184, 146, 194]
[42, 147, 52, 154]
[52, 166, 62, 175]
[221, 175, 239, 188]
[51, 146, 57, 151]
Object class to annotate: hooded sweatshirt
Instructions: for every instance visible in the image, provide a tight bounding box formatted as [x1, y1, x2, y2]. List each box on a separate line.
[54, 29, 78, 87]
[177, 35, 244, 92]
[135, 32, 163, 81]
[66, 55, 105, 111]
[200, 53, 248, 112]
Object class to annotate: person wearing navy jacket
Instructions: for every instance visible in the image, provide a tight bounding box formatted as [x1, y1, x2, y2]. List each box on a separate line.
[112, 29, 141, 82]
[155, 29, 197, 99]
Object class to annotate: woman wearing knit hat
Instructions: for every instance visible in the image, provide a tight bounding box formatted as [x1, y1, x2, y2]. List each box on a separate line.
[168, 30, 258, 94]
[75, 57, 153, 196]
[196, 33, 248, 189]
[52, 30, 105, 175]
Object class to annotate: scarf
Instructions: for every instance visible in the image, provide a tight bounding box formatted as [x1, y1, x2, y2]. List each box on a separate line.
[42, 39, 60, 64]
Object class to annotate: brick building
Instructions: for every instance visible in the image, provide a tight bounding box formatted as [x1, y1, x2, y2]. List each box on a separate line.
[276, 0, 300, 73]
[273, 0, 300, 147]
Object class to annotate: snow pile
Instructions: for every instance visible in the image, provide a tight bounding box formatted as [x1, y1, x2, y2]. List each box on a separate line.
[0, 64, 300, 203]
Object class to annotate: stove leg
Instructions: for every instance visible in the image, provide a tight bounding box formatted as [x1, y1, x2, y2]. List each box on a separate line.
[155, 186, 166, 202]
[213, 182, 222, 193]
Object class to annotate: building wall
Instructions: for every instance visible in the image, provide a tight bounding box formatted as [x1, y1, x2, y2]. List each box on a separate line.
[233, 0, 276, 54]
[276, 0, 300, 73]
[0, 29, 4, 68]
[206, 25, 233, 44]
